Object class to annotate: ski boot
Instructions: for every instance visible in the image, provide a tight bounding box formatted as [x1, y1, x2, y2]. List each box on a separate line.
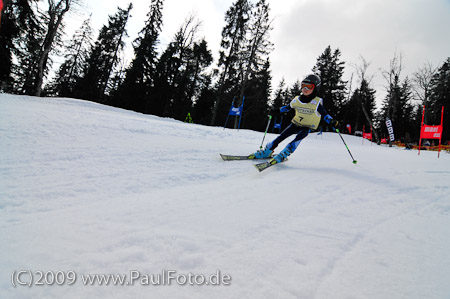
[272, 146, 292, 163]
[251, 146, 273, 159]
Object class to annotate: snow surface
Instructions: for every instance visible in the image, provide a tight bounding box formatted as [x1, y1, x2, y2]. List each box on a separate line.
[1, 93, 450, 299]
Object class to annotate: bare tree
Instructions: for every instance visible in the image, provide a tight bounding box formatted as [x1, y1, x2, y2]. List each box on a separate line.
[346, 72, 353, 103]
[352, 56, 379, 142]
[382, 51, 404, 122]
[353, 56, 375, 86]
[412, 61, 437, 123]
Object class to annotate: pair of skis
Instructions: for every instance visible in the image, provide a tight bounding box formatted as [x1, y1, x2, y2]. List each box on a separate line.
[220, 153, 284, 172]
[221, 118, 357, 172]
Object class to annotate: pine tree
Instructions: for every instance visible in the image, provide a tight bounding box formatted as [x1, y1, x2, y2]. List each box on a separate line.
[114, 0, 164, 112]
[152, 15, 213, 121]
[380, 53, 415, 143]
[168, 38, 213, 121]
[345, 79, 376, 134]
[343, 57, 378, 141]
[192, 81, 215, 125]
[236, 0, 273, 130]
[210, 0, 251, 126]
[183, 39, 213, 116]
[151, 17, 189, 116]
[76, 4, 132, 103]
[288, 80, 302, 100]
[161, 15, 200, 117]
[398, 78, 415, 142]
[0, 0, 40, 91]
[45, 16, 93, 97]
[1, 0, 44, 94]
[107, 53, 127, 101]
[271, 78, 288, 108]
[269, 79, 291, 129]
[15, 7, 44, 94]
[210, 0, 273, 129]
[312, 46, 347, 119]
[241, 58, 272, 131]
[238, 0, 272, 99]
[428, 57, 450, 141]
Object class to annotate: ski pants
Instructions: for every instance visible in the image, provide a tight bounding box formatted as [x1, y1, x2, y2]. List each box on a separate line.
[267, 123, 310, 153]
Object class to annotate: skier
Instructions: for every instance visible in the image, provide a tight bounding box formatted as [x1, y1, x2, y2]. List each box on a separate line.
[253, 74, 339, 164]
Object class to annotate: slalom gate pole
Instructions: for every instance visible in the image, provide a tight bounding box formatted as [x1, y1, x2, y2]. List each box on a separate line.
[260, 115, 272, 149]
[335, 128, 357, 164]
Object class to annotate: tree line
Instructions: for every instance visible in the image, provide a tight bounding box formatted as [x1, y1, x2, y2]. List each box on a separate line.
[1, 0, 449, 143]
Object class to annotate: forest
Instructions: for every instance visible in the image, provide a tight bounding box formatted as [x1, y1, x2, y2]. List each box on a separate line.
[1, 0, 449, 144]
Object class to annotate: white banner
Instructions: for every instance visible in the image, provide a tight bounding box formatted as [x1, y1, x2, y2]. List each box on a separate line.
[385, 118, 395, 141]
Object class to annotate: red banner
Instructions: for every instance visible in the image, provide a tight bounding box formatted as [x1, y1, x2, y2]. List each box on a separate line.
[421, 125, 442, 139]
[419, 106, 444, 157]
[363, 132, 372, 140]
[362, 125, 373, 145]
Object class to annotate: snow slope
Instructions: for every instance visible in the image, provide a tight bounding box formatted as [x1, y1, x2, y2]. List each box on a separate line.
[1, 93, 450, 299]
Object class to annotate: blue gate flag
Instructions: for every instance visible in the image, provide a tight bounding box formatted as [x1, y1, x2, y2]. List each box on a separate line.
[229, 103, 243, 116]
[274, 122, 281, 129]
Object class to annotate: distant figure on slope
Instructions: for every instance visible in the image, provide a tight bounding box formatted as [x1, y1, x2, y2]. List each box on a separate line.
[252, 74, 339, 164]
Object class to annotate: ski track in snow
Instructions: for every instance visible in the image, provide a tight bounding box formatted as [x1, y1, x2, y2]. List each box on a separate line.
[1, 94, 450, 299]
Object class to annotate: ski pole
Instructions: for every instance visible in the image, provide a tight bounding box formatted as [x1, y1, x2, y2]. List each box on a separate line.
[260, 115, 272, 149]
[335, 128, 358, 164]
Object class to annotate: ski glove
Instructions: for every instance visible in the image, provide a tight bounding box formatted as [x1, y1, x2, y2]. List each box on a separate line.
[280, 105, 290, 113]
[324, 114, 338, 128]
[329, 119, 339, 128]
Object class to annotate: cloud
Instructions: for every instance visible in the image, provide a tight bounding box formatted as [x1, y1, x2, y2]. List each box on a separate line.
[67, 0, 450, 107]
[269, 0, 450, 105]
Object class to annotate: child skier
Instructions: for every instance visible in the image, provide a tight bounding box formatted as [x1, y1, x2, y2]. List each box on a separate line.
[253, 74, 338, 164]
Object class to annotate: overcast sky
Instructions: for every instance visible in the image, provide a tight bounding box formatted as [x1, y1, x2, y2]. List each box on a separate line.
[69, 0, 450, 107]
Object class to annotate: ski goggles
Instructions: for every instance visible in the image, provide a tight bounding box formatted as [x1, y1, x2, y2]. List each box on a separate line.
[301, 83, 315, 91]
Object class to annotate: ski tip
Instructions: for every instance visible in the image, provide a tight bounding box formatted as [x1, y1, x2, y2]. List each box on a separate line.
[219, 153, 231, 160]
[254, 160, 277, 172]
[254, 164, 264, 172]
